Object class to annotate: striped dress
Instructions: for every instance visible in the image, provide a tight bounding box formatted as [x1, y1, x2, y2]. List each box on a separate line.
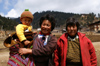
[7, 44, 34, 66]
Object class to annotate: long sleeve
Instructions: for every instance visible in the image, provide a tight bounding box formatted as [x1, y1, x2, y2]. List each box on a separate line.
[16, 24, 32, 42]
[88, 39, 97, 66]
[32, 35, 57, 56]
[54, 39, 61, 66]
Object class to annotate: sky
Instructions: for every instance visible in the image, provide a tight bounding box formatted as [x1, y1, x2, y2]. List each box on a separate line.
[0, 0, 100, 18]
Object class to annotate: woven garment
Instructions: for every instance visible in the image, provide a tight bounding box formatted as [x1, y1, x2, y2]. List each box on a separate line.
[32, 34, 50, 66]
[7, 44, 34, 66]
[33, 34, 49, 49]
[66, 35, 82, 66]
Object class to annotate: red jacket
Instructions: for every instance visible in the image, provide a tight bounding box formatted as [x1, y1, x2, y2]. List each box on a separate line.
[54, 32, 97, 66]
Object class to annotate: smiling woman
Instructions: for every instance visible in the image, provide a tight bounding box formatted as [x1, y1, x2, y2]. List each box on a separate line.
[40, 20, 51, 35]
[19, 14, 57, 66]
[54, 17, 97, 66]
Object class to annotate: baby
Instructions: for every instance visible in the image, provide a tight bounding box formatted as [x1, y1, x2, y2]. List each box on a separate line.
[16, 9, 33, 46]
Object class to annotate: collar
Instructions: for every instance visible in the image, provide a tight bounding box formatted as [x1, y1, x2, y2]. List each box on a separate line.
[68, 35, 79, 41]
[59, 32, 85, 43]
[39, 31, 50, 36]
[38, 34, 49, 38]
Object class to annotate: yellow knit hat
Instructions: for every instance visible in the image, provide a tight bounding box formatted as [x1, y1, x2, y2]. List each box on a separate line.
[20, 9, 33, 20]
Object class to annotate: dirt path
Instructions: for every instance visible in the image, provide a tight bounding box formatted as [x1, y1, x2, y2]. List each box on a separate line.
[0, 42, 100, 66]
[0, 48, 9, 66]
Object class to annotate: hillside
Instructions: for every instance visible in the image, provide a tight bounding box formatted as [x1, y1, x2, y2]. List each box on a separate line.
[0, 11, 98, 30]
[15, 11, 97, 29]
[0, 15, 18, 30]
[14, 11, 76, 29]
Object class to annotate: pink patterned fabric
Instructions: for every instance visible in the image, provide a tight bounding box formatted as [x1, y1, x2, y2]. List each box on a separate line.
[7, 44, 34, 66]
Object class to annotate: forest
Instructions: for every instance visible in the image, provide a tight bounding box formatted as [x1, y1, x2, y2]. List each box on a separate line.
[0, 11, 97, 30]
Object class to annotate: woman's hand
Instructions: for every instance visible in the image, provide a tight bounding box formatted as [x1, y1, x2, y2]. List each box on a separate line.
[24, 40, 31, 46]
[19, 48, 32, 55]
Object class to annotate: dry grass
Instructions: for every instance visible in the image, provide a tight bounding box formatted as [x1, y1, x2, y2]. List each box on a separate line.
[0, 40, 6, 49]
[0, 40, 9, 66]
[86, 35, 100, 42]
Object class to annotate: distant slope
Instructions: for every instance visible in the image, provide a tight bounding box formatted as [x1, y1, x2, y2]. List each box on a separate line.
[0, 11, 96, 30]
[15, 11, 96, 29]
[32, 11, 76, 28]
[0, 15, 18, 30]
[15, 11, 76, 28]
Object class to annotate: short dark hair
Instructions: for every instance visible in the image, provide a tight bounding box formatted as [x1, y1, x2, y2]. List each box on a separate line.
[39, 14, 56, 31]
[66, 17, 80, 30]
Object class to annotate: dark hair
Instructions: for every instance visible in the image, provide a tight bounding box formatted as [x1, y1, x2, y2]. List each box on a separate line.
[66, 17, 80, 30]
[39, 14, 56, 31]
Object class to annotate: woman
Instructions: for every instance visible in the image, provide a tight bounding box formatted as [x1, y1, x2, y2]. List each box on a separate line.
[54, 17, 97, 66]
[19, 14, 57, 66]
[7, 9, 34, 66]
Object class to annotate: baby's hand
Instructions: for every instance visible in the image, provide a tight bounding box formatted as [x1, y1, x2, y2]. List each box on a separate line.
[24, 40, 30, 46]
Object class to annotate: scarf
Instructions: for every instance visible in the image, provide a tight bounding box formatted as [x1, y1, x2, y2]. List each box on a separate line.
[33, 32, 50, 49]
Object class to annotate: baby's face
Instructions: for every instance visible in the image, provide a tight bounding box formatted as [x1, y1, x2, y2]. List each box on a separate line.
[21, 17, 32, 26]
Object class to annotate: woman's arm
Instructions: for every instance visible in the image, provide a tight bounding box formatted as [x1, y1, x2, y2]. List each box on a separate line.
[54, 39, 61, 66]
[88, 39, 97, 66]
[19, 35, 57, 56]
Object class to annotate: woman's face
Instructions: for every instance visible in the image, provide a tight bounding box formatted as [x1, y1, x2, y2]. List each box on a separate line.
[67, 25, 78, 37]
[41, 20, 51, 35]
